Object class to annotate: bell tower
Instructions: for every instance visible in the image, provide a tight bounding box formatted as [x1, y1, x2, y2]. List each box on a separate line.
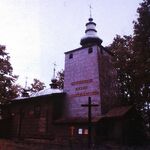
[64, 16, 118, 118]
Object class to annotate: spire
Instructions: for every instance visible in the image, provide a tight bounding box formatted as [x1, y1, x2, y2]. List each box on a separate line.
[50, 62, 58, 89]
[52, 62, 56, 80]
[80, 7, 102, 46]
[25, 76, 28, 89]
[22, 76, 30, 97]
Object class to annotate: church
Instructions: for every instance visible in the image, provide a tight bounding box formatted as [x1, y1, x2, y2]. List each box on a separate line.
[0, 16, 143, 146]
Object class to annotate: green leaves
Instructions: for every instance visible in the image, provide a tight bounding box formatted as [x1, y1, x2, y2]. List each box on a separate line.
[108, 0, 150, 129]
[30, 78, 45, 92]
[0, 45, 18, 103]
[56, 70, 64, 89]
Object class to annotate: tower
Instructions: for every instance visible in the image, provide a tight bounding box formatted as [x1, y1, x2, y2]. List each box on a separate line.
[64, 16, 118, 118]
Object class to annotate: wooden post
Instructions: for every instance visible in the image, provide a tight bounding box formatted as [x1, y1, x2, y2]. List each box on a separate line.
[81, 97, 99, 149]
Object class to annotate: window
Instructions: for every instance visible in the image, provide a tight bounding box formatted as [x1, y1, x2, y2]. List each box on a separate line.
[70, 126, 75, 136]
[88, 47, 93, 53]
[78, 128, 83, 135]
[84, 129, 88, 135]
[34, 105, 41, 117]
[11, 113, 15, 116]
[100, 49, 103, 54]
[18, 107, 25, 118]
[69, 53, 73, 59]
[20, 109, 25, 118]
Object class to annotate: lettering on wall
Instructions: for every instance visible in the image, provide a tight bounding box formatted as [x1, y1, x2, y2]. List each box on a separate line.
[75, 86, 88, 91]
[70, 91, 99, 98]
[71, 79, 93, 86]
[69, 79, 99, 98]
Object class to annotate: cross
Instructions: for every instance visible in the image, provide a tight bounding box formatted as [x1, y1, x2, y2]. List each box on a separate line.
[89, 5, 93, 18]
[81, 97, 99, 149]
[25, 76, 28, 89]
[53, 62, 57, 78]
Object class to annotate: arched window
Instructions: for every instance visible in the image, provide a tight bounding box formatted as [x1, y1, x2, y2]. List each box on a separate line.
[69, 53, 73, 59]
[88, 47, 93, 54]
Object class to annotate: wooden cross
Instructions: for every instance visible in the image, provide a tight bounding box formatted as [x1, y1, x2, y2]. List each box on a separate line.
[81, 97, 99, 149]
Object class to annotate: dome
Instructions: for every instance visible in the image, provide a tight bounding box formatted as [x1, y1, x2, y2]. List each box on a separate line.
[51, 78, 57, 83]
[80, 18, 102, 46]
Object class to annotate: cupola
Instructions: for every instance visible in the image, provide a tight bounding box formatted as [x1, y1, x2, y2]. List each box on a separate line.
[80, 17, 102, 46]
[50, 63, 58, 89]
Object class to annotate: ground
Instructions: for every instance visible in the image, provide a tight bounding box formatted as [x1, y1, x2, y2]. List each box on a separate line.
[0, 139, 150, 150]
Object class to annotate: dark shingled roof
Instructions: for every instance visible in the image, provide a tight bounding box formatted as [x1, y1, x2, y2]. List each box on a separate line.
[54, 106, 132, 124]
[105, 106, 132, 118]
[54, 117, 101, 124]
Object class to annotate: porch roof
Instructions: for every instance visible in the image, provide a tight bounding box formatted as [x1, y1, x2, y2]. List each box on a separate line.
[105, 106, 132, 118]
[55, 106, 132, 124]
[54, 116, 101, 124]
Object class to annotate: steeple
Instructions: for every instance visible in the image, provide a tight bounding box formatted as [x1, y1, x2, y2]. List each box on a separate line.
[22, 77, 30, 97]
[80, 8, 102, 46]
[50, 63, 58, 89]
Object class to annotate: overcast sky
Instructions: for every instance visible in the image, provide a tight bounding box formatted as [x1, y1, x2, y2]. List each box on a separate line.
[0, 0, 142, 87]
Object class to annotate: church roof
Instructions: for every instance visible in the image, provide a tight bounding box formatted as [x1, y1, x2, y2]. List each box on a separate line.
[14, 88, 63, 100]
[30, 88, 62, 97]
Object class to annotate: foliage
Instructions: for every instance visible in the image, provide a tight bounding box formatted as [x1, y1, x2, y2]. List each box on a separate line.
[30, 78, 45, 92]
[56, 70, 64, 89]
[0, 45, 18, 103]
[10, 84, 23, 98]
[132, 0, 150, 128]
[108, 35, 134, 105]
[108, 0, 150, 129]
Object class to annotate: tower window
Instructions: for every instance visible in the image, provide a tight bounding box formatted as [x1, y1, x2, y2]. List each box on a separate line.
[100, 49, 103, 54]
[88, 47, 93, 54]
[69, 53, 73, 59]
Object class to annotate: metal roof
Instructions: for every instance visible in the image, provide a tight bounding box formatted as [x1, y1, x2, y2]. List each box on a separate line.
[14, 88, 63, 100]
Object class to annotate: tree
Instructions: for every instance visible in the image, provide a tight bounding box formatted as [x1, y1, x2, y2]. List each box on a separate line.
[56, 70, 64, 89]
[108, 35, 134, 105]
[10, 84, 23, 98]
[0, 45, 18, 104]
[132, 0, 150, 128]
[30, 78, 45, 92]
[108, 0, 150, 129]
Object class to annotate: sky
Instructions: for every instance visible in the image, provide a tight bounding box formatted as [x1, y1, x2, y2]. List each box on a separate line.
[0, 0, 142, 87]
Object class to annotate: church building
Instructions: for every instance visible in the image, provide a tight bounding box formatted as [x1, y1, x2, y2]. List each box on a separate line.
[0, 15, 144, 146]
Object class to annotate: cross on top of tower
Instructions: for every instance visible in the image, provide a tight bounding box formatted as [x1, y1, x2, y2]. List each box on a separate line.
[80, 5, 103, 46]
[89, 4, 92, 18]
